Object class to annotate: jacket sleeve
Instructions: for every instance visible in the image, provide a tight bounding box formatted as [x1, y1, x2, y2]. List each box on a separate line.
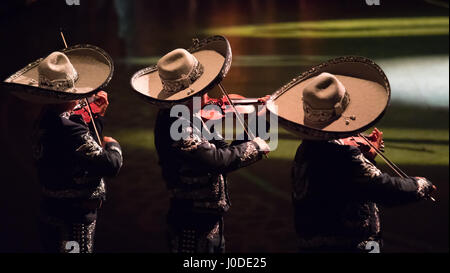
[345, 146, 433, 206]
[210, 138, 231, 149]
[67, 122, 123, 178]
[173, 126, 264, 174]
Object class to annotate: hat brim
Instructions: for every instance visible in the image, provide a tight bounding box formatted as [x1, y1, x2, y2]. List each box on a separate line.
[266, 56, 390, 140]
[130, 35, 232, 108]
[1, 44, 114, 104]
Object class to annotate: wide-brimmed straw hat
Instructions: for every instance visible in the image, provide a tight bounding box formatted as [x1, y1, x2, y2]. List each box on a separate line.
[130, 35, 232, 108]
[266, 56, 390, 140]
[1, 44, 114, 104]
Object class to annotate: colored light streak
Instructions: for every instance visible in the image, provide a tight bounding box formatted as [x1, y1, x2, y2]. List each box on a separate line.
[205, 17, 449, 38]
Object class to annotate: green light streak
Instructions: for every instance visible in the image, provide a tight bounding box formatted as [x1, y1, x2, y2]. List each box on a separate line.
[205, 17, 449, 38]
[112, 127, 448, 166]
[270, 128, 449, 166]
[118, 54, 334, 67]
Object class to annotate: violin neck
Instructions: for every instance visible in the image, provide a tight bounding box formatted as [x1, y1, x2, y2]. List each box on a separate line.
[230, 98, 261, 105]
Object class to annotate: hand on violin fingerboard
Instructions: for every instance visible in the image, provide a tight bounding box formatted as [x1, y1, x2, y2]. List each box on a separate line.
[73, 91, 109, 124]
[90, 91, 109, 116]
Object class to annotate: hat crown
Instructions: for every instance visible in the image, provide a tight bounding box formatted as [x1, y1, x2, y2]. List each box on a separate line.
[38, 52, 78, 92]
[158, 49, 197, 80]
[157, 48, 204, 93]
[38, 52, 76, 81]
[303, 73, 346, 109]
[302, 72, 350, 126]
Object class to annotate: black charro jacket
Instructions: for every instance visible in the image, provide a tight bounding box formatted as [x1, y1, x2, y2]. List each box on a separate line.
[292, 139, 433, 253]
[33, 110, 123, 201]
[155, 109, 264, 215]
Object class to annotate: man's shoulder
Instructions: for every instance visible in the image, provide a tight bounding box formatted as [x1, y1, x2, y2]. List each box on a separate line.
[58, 112, 89, 136]
[299, 139, 362, 160]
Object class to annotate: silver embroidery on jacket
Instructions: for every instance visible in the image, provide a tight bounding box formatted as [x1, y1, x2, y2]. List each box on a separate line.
[355, 154, 382, 178]
[76, 133, 103, 157]
[415, 177, 431, 198]
[239, 141, 260, 166]
[42, 179, 106, 199]
[173, 126, 209, 152]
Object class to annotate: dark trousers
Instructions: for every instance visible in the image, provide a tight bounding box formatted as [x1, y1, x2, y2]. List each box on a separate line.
[166, 208, 225, 253]
[39, 198, 98, 253]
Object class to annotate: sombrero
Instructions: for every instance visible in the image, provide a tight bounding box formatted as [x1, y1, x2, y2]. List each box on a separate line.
[130, 35, 232, 108]
[1, 44, 114, 104]
[266, 56, 390, 140]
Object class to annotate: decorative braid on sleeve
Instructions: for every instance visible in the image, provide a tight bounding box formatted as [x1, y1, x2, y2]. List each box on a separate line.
[76, 133, 103, 158]
[238, 141, 261, 167]
[355, 153, 382, 178]
[415, 177, 432, 198]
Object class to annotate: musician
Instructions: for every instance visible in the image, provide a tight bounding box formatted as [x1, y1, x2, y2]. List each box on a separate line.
[4, 49, 122, 253]
[155, 95, 269, 253]
[292, 130, 435, 252]
[283, 72, 436, 252]
[35, 99, 122, 254]
[130, 37, 270, 253]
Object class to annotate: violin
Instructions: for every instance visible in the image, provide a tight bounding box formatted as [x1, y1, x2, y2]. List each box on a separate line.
[340, 128, 384, 161]
[342, 129, 437, 201]
[200, 93, 268, 121]
[73, 91, 109, 124]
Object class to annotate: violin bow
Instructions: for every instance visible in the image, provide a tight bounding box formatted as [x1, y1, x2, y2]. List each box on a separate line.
[358, 133, 435, 201]
[218, 83, 256, 140]
[218, 83, 255, 139]
[358, 133, 407, 178]
[60, 30, 102, 146]
[218, 83, 269, 158]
